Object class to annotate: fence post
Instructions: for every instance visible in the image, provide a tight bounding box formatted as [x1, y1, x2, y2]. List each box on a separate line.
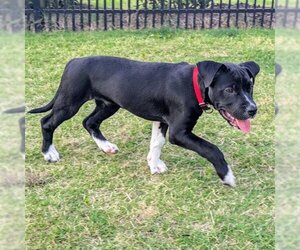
[10, 0, 21, 32]
[33, 0, 44, 32]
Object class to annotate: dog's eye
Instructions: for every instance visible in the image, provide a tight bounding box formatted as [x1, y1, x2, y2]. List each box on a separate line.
[246, 84, 252, 92]
[225, 87, 234, 93]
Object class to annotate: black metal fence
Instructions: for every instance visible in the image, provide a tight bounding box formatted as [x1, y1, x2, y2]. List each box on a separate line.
[25, 0, 277, 31]
[276, 1, 300, 29]
[0, 0, 24, 32]
[23, 0, 300, 32]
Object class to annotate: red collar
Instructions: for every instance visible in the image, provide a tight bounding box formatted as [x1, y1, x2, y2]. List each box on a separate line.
[193, 66, 209, 110]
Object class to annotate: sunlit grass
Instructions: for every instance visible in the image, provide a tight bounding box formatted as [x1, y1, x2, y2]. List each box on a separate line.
[0, 32, 25, 249]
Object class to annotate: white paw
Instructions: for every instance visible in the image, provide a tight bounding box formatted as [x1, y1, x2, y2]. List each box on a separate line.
[101, 141, 119, 155]
[149, 159, 168, 174]
[93, 136, 119, 155]
[157, 159, 168, 173]
[43, 144, 60, 162]
[221, 166, 236, 187]
[21, 153, 25, 160]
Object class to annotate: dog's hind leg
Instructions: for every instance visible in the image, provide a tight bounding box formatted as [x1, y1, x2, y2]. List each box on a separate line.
[41, 99, 87, 162]
[147, 122, 168, 174]
[83, 100, 120, 155]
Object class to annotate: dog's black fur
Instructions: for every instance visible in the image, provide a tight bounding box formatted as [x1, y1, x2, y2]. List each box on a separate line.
[29, 56, 260, 184]
[3, 106, 25, 157]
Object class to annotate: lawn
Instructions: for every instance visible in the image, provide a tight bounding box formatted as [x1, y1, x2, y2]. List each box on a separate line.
[0, 32, 25, 249]
[275, 29, 300, 249]
[25, 28, 274, 249]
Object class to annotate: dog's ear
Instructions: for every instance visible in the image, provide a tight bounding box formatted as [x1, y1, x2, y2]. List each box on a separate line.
[240, 61, 260, 79]
[196, 61, 224, 88]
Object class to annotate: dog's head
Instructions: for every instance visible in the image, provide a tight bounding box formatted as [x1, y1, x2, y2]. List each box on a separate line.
[196, 61, 260, 133]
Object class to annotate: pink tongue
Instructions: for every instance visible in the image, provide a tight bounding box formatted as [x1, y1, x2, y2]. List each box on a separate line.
[236, 119, 251, 134]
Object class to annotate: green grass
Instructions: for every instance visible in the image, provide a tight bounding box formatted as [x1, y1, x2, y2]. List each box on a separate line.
[26, 28, 274, 249]
[275, 29, 300, 249]
[0, 32, 25, 249]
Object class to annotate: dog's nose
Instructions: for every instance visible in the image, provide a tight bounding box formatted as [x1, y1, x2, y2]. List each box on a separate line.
[247, 106, 257, 117]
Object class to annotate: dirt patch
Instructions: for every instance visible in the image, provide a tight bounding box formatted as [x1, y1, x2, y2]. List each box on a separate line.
[26, 172, 50, 187]
[135, 203, 159, 223]
[0, 171, 24, 187]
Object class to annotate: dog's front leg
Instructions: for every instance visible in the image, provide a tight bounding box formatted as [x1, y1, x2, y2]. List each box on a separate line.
[169, 127, 235, 187]
[147, 122, 169, 174]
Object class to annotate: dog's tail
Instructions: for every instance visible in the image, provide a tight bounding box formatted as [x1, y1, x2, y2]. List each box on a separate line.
[28, 59, 77, 114]
[3, 106, 25, 114]
[28, 97, 56, 114]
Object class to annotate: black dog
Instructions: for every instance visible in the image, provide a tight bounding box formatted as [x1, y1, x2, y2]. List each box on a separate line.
[3, 106, 25, 159]
[29, 57, 260, 187]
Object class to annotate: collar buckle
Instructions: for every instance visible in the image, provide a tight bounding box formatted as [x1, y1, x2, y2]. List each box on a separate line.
[199, 103, 213, 113]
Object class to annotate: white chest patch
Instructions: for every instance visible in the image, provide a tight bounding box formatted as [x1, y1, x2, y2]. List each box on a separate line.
[147, 122, 167, 174]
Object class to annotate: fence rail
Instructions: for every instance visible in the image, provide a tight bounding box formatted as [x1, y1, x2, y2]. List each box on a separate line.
[0, 0, 23, 32]
[5, 0, 296, 32]
[25, 0, 279, 31]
